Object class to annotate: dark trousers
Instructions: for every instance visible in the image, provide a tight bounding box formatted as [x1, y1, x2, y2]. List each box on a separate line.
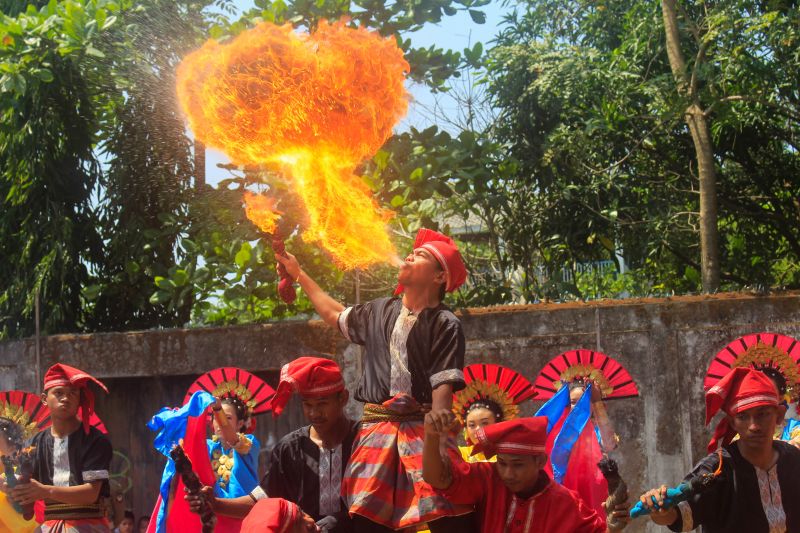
[352, 513, 479, 533]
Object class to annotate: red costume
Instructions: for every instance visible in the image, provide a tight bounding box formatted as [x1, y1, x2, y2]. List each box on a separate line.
[241, 498, 300, 533]
[438, 417, 608, 533]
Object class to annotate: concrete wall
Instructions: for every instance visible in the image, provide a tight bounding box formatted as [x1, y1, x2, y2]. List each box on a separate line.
[2, 291, 799, 531]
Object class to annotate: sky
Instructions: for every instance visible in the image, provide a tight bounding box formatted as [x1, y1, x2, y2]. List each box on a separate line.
[202, 0, 511, 186]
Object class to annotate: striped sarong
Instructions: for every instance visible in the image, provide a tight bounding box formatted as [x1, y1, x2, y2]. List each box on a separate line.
[39, 518, 111, 532]
[343, 394, 472, 530]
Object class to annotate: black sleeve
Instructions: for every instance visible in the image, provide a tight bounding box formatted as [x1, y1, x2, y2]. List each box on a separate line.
[428, 316, 466, 392]
[339, 300, 375, 346]
[667, 451, 728, 532]
[80, 433, 112, 482]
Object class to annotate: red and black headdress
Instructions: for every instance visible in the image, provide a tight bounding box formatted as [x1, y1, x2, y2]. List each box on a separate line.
[452, 364, 536, 426]
[184, 367, 275, 433]
[532, 349, 639, 400]
[704, 332, 800, 403]
[43, 363, 109, 434]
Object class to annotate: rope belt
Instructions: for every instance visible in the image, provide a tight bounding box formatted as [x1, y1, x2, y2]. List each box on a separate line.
[44, 502, 106, 521]
[362, 403, 425, 423]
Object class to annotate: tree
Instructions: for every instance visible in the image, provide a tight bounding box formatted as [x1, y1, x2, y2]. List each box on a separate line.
[0, 0, 117, 337]
[477, 0, 800, 300]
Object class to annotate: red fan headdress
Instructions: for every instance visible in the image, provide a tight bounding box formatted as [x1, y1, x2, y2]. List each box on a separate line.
[533, 349, 639, 400]
[704, 332, 800, 402]
[184, 367, 275, 433]
[0, 390, 107, 443]
[452, 364, 537, 425]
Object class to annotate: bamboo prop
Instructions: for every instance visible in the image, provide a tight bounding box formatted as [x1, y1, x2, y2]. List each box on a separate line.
[170, 444, 216, 533]
[1, 447, 36, 520]
[597, 456, 628, 530]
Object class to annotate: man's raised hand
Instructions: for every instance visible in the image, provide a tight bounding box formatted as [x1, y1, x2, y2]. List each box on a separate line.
[424, 409, 457, 438]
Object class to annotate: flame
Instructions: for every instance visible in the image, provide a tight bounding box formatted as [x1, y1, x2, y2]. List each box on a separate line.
[176, 20, 409, 269]
[243, 191, 281, 234]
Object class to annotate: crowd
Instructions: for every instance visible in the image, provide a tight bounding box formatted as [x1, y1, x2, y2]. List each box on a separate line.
[1, 228, 799, 533]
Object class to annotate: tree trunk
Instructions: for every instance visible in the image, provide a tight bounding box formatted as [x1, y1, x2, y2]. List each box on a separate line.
[661, 0, 720, 292]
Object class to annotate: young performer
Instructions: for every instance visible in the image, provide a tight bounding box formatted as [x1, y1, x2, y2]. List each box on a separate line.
[188, 357, 357, 532]
[183, 367, 273, 499]
[276, 228, 472, 532]
[240, 497, 319, 533]
[532, 350, 639, 518]
[639, 367, 800, 532]
[452, 363, 536, 462]
[8, 364, 113, 532]
[704, 332, 800, 446]
[422, 412, 630, 532]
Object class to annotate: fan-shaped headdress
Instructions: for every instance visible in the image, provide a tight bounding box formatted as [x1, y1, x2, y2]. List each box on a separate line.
[532, 349, 639, 400]
[0, 390, 107, 448]
[184, 367, 275, 433]
[704, 332, 800, 402]
[453, 364, 537, 426]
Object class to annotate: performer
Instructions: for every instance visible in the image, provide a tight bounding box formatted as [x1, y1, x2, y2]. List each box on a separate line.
[639, 367, 800, 532]
[7, 364, 113, 532]
[452, 363, 536, 462]
[190, 357, 357, 532]
[532, 349, 639, 519]
[276, 228, 472, 532]
[183, 367, 274, 499]
[422, 412, 630, 532]
[704, 332, 800, 446]
[1, 390, 47, 533]
[240, 497, 319, 533]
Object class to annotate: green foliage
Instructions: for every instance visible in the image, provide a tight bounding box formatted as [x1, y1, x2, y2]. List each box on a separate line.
[0, 0, 119, 338]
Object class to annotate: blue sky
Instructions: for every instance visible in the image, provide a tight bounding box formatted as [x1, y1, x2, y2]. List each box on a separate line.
[202, 0, 510, 185]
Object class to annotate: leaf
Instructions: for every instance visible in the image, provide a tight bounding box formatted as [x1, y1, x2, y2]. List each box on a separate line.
[85, 46, 105, 58]
[234, 244, 252, 268]
[468, 9, 486, 24]
[155, 276, 176, 290]
[36, 68, 53, 82]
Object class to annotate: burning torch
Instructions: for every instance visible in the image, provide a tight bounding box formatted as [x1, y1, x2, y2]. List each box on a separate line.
[243, 191, 297, 304]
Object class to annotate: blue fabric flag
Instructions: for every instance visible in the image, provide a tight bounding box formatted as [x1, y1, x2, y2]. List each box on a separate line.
[535, 383, 571, 433]
[550, 382, 593, 484]
[147, 390, 216, 533]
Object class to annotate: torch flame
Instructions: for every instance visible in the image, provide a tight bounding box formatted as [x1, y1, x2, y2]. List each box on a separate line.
[243, 191, 281, 235]
[176, 20, 409, 269]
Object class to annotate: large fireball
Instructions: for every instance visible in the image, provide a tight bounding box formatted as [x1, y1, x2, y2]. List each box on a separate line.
[176, 20, 409, 269]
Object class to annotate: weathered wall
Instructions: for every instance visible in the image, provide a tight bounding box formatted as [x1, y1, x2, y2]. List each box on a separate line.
[1, 291, 799, 531]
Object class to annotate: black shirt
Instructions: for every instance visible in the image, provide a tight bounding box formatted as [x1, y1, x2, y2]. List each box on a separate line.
[29, 425, 112, 503]
[668, 440, 800, 532]
[260, 420, 359, 532]
[339, 297, 466, 404]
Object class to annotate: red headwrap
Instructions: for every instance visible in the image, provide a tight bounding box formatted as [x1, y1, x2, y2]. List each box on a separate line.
[43, 363, 108, 434]
[472, 416, 548, 457]
[241, 498, 300, 533]
[269, 357, 345, 417]
[394, 228, 467, 296]
[705, 367, 780, 453]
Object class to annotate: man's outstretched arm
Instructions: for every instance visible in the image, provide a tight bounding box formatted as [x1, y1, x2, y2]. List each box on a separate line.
[276, 252, 344, 328]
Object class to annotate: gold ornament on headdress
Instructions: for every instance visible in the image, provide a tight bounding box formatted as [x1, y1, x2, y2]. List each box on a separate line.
[735, 342, 799, 398]
[0, 401, 39, 441]
[213, 380, 257, 416]
[453, 380, 519, 425]
[554, 364, 614, 398]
